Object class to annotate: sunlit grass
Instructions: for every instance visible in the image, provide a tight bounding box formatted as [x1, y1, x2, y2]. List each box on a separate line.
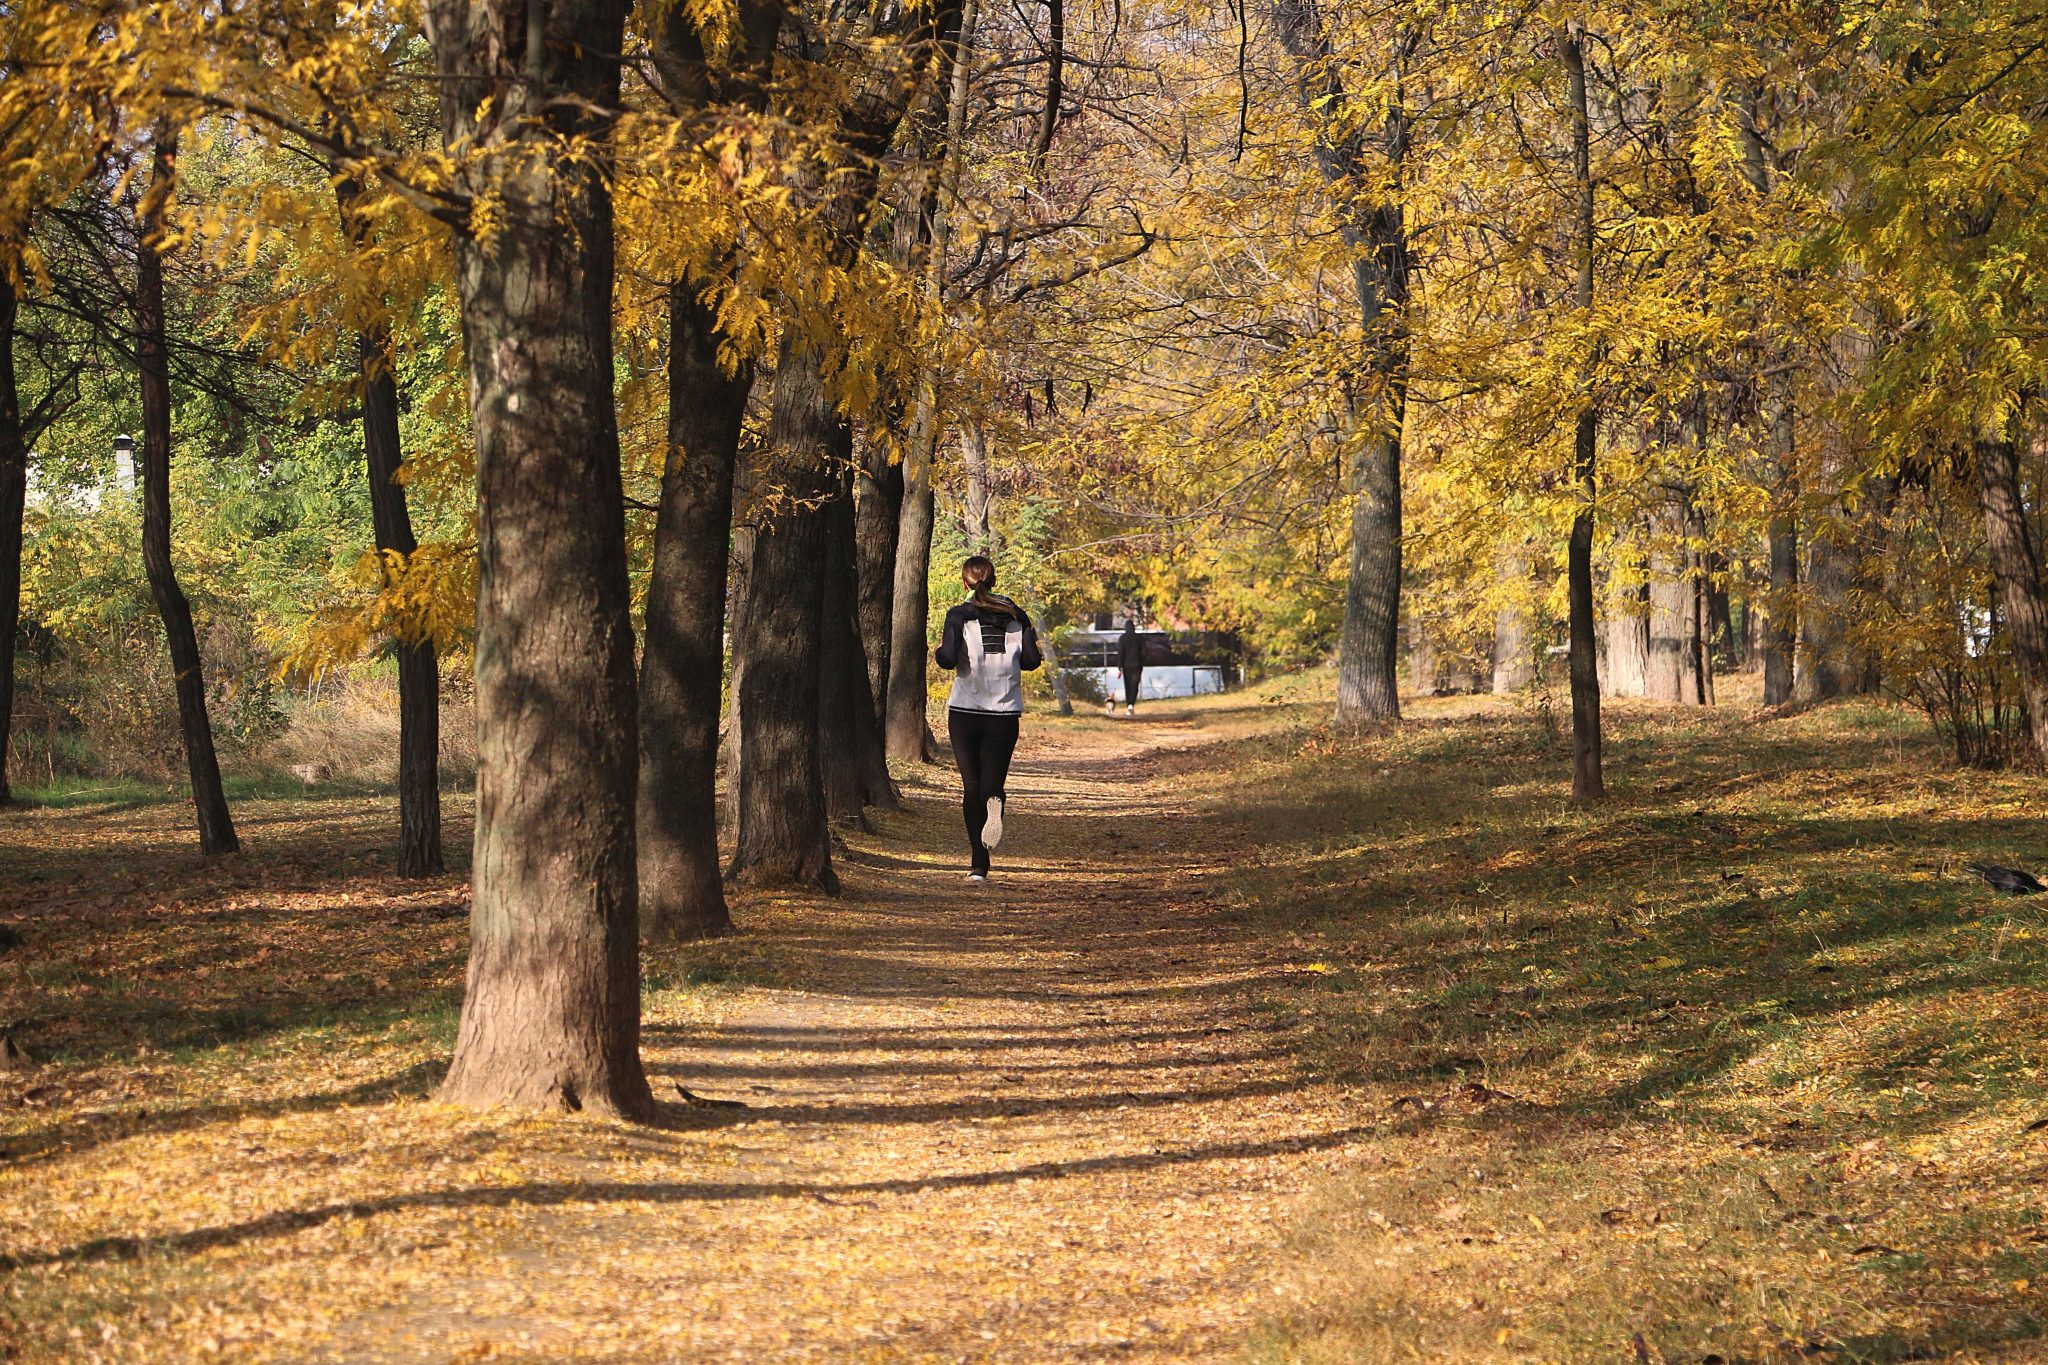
[1165, 678, 2048, 1361]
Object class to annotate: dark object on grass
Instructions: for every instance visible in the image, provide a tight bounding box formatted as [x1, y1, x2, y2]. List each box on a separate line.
[1966, 863, 2046, 895]
[0, 1033, 33, 1072]
[0, 923, 20, 953]
[674, 1083, 747, 1110]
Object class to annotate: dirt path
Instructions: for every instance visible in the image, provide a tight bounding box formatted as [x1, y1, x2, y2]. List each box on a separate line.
[311, 714, 1368, 1363]
[2, 712, 1374, 1363]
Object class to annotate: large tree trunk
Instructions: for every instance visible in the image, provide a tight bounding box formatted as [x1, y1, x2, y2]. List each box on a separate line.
[1561, 25, 1603, 801]
[1273, 0, 1408, 729]
[1975, 431, 2048, 763]
[136, 135, 238, 855]
[1603, 579, 1650, 698]
[1337, 422, 1403, 724]
[1793, 513, 1853, 703]
[1645, 499, 1701, 704]
[0, 273, 26, 806]
[357, 326, 443, 875]
[639, 281, 749, 941]
[730, 332, 839, 890]
[635, 0, 777, 940]
[429, 0, 652, 1119]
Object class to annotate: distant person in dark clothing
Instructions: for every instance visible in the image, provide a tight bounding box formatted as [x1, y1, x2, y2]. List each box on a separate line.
[934, 555, 1041, 882]
[1117, 621, 1145, 715]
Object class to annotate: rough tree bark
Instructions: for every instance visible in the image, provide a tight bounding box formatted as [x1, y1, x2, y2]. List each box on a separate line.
[1974, 430, 2048, 763]
[429, 0, 653, 1118]
[959, 421, 993, 552]
[1794, 509, 1854, 703]
[1272, 0, 1409, 728]
[886, 416, 940, 762]
[889, 0, 979, 765]
[0, 273, 26, 806]
[1603, 577, 1650, 698]
[818, 454, 869, 825]
[1561, 25, 1604, 801]
[635, 0, 780, 940]
[1491, 546, 1535, 693]
[854, 436, 902, 721]
[1645, 496, 1702, 704]
[136, 133, 239, 855]
[731, 331, 840, 889]
[639, 279, 750, 939]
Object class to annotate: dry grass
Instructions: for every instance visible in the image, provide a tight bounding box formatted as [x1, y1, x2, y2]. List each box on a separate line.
[263, 674, 478, 790]
[1170, 678, 2048, 1363]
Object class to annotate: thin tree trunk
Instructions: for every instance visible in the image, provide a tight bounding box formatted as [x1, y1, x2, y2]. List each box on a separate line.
[1491, 545, 1534, 693]
[1561, 25, 1603, 801]
[429, 0, 652, 1119]
[960, 421, 993, 552]
[636, 0, 778, 939]
[1028, 0, 1063, 173]
[136, 133, 238, 855]
[1739, 84, 1798, 706]
[832, 440, 899, 809]
[731, 331, 839, 890]
[1975, 431, 2048, 762]
[722, 520, 755, 822]
[639, 280, 749, 940]
[357, 328, 443, 876]
[0, 272, 26, 806]
[887, 423, 939, 763]
[886, 0, 977, 765]
[854, 437, 901, 723]
[819, 457, 868, 826]
[335, 178, 442, 875]
[1272, 0, 1408, 729]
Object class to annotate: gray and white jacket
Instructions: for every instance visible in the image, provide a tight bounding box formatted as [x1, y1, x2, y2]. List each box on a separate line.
[934, 597, 1043, 715]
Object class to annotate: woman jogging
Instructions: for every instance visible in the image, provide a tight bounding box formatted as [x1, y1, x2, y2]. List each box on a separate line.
[933, 555, 1042, 882]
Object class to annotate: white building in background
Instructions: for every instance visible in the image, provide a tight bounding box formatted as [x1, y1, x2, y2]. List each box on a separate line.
[24, 435, 136, 512]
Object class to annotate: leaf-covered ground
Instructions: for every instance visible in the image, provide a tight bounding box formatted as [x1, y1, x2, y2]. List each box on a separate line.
[2, 684, 2046, 1362]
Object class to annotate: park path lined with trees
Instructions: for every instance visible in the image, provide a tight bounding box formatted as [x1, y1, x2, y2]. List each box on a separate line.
[3, 712, 1374, 1362]
[8, 687, 2048, 1360]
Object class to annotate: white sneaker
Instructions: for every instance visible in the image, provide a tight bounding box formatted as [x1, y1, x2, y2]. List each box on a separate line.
[966, 871, 988, 883]
[982, 797, 1005, 849]
[1126, 704, 1135, 715]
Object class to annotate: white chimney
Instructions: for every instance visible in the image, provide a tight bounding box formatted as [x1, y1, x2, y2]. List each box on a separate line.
[112, 435, 136, 490]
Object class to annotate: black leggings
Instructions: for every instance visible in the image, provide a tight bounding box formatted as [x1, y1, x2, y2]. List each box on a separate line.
[949, 709, 1019, 871]
[1123, 669, 1143, 705]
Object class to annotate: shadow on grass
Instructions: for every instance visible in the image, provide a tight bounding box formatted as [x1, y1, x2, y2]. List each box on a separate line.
[1, 1056, 449, 1166]
[0, 1120, 1377, 1272]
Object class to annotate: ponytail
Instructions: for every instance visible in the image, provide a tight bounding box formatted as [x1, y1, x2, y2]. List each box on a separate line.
[962, 554, 1017, 616]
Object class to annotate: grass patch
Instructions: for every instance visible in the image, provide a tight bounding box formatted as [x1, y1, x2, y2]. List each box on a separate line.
[1173, 682, 2048, 1362]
